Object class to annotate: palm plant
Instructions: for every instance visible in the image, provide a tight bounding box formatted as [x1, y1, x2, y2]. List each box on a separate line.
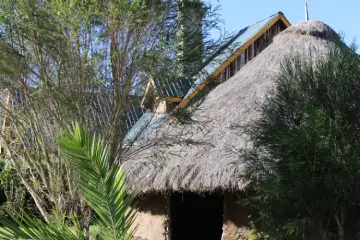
[0, 123, 136, 240]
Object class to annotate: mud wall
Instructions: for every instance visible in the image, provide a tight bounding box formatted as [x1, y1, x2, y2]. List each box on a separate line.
[132, 194, 169, 240]
[222, 192, 252, 240]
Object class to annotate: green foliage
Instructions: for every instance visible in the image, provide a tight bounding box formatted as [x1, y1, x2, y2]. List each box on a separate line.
[58, 123, 136, 240]
[0, 124, 136, 240]
[243, 44, 360, 239]
[0, 212, 83, 240]
[0, 157, 41, 218]
[0, 165, 27, 215]
[248, 221, 271, 240]
[0, 0, 226, 232]
[174, 108, 195, 124]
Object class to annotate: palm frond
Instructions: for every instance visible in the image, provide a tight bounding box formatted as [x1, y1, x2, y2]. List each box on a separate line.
[0, 210, 80, 240]
[0, 124, 136, 239]
[58, 123, 136, 240]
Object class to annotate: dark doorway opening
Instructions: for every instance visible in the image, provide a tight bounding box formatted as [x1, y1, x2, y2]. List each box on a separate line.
[170, 192, 223, 240]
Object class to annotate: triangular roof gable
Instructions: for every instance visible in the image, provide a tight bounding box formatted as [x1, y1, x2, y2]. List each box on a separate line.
[179, 12, 291, 106]
[141, 12, 290, 110]
[201, 12, 290, 79]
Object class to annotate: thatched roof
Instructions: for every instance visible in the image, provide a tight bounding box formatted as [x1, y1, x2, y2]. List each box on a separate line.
[122, 21, 340, 193]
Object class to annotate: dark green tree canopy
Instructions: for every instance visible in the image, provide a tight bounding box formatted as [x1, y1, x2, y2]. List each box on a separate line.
[243, 44, 360, 239]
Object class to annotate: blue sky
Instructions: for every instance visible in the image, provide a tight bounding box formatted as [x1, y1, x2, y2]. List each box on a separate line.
[209, 0, 360, 47]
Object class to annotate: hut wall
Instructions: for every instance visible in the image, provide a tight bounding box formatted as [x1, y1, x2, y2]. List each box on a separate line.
[132, 194, 169, 240]
[221, 193, 252, 240]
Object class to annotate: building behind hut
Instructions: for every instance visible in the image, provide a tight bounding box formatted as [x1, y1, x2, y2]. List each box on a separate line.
[123, 11, 295, 240]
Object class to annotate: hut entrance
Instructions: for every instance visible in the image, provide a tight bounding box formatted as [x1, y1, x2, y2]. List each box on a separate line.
[170, 192, 223, 240]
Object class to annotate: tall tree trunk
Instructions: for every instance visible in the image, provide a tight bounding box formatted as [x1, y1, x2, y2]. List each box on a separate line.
[334, 206, 346, 240]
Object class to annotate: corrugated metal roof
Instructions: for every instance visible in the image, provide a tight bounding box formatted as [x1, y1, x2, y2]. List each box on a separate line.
[184, 13, 279, 99]
[125, 13, 280, 142]
[150, 13, 279, 100]
[124, 110, 166, 144]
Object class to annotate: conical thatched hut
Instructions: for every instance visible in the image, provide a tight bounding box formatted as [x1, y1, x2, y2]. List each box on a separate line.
[123, 14, 339, 240]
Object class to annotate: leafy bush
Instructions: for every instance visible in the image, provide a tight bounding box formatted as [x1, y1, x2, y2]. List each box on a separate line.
[243, 44, 360, 239]
[0, 124, 136, 240]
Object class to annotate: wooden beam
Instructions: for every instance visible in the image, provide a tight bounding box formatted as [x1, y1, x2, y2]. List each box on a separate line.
[162, 96, 182, 103]
[140, 77, 156, 108]
[279, 13, 291, 28]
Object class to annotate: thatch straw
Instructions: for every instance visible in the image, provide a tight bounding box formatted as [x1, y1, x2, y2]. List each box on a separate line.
[122, 21, 340, 193]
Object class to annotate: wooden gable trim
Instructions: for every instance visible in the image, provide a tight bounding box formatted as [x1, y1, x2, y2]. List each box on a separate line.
[279, 13, 291, 29]
[211, 13, 290, 77]
[162, 96, 182, 103]
[173, 13, 291, 112]
[140, 77, 156, 108]
[140, 77, 183, 108]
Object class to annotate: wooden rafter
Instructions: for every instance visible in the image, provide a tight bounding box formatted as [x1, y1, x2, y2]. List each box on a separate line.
[163, 96, 182, 103]
[140, 76, 156, 108]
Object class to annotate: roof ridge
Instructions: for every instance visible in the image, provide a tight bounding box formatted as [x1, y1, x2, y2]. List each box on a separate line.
[200, 13, 279, 72]
[247, 12, 278, 28]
